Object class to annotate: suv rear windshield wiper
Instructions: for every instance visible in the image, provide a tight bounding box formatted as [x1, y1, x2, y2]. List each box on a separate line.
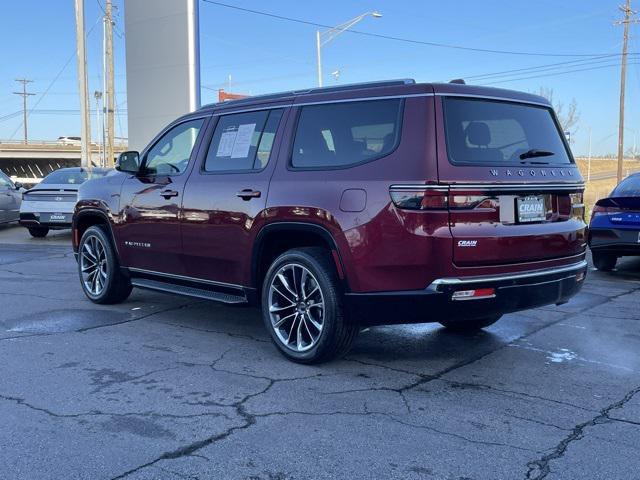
[519, 149, 554, 160]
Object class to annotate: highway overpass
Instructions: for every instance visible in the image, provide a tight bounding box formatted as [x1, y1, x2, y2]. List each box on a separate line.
[0, 141, 126, 184]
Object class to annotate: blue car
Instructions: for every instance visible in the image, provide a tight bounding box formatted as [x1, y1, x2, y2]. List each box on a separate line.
[588, 172, 640, 271]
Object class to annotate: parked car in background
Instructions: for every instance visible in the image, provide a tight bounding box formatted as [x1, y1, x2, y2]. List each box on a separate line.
[72, 79, 587, 363]
[0, 170, 25, 224]
[56, 136, 82, 146]
[20, 167, 111, 237]
[588, 172, 640, 271]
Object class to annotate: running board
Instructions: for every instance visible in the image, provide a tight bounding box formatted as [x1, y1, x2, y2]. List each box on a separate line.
[131, 278, 248, 304]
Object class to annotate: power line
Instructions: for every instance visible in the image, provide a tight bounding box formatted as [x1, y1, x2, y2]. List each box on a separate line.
[482, 61, 640, 85]
[201, 0, 639, 58]
[8, 15, 103, 141]
[463, 54, 638, 81]
[0, 109, 130, 124]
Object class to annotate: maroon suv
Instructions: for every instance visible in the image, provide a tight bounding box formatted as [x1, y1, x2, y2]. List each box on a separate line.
[72, 79, 587, 363]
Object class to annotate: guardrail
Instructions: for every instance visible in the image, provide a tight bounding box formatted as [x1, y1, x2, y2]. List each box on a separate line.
[0, 139, 128, 148]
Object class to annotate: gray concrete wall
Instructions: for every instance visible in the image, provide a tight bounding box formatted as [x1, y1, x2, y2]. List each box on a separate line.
[124, 0, 200, 151]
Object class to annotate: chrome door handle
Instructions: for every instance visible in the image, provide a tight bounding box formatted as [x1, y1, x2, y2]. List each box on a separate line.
[160, 189, 179, 199]
[236, 189, 261, 200]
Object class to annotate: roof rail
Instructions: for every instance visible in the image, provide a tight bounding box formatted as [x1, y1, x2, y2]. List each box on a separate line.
[296, 78, 415, 96]
[199, 79, 416, 111]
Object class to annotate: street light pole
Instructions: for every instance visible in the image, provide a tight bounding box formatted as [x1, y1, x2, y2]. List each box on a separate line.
[587, 126, 592, 182]
[316, 30, 323, 87]
[75, 0, 92, 169]
[315, 11, 382, 87]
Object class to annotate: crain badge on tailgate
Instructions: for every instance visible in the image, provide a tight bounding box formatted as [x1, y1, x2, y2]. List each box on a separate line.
[458, 240, 478, 247]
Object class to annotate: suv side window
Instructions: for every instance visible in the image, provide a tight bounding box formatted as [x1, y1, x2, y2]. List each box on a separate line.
[204, 109, 284, 172]
[144, 118, 204, 175]
[291, 99, 403, 169]
[0, 172, 11, 188]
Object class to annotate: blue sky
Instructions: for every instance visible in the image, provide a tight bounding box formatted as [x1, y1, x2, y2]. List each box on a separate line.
[0, 0, 638, 156]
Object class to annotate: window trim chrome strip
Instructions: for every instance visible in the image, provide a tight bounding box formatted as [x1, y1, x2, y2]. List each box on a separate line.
[427, 259, 587, 289]
[390, 183, 585, 191]
[208, 93, 435, 116]
[448, 183, 585, 191]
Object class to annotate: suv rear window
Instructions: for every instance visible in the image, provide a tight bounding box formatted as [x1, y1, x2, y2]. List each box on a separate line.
[443, 97, 571, 166]
[291, 99, 402, 169]
[613, 175, 640, 197]
[41, 169, 109, 184]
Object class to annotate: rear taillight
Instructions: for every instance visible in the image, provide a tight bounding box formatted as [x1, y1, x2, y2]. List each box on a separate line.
[390, 189, 448, 210]
[591, 203, 621, 218]
[389, 187, 497, 211]
[570, 192, 585, 220]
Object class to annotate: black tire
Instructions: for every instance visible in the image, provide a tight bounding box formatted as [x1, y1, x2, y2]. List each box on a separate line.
[439, 315, 502, 333]
[28, 227, 49, 238]
[592, 251, 617, 271]
[78, 225, 132, 304]
[261, 247, 359, 364]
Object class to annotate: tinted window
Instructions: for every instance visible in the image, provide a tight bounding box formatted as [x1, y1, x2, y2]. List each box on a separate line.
[291, 99, 402, 169]
[145, 119, 204, 175]
[613, 175, 640, 197]
[443, 97, 571, 165]
[0, 172, 11, 188]
[204, 109, 283, 172]
[41, 169, 109, 185]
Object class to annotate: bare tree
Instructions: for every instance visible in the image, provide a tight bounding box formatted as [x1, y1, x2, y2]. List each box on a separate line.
[537, 87, 579, 133]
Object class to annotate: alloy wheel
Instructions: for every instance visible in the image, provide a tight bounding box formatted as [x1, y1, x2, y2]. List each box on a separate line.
[80, 235, 108, 296]
[268, 263, 325, 352]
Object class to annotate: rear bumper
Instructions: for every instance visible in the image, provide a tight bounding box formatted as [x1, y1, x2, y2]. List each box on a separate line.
[344, 260, 587, 326]
[588, 227, 640, 255]
[19, 213, 72, 229]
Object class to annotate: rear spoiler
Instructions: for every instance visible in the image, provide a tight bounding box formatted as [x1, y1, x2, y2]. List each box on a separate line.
[595, 197, 640, 209]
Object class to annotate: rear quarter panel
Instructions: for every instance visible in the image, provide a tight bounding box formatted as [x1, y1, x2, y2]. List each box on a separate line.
[267, 93, 444, 293]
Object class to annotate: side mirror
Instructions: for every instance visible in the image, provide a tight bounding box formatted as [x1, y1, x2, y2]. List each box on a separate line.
[116, 151, 141, 174]
[14, 182, 23, 190]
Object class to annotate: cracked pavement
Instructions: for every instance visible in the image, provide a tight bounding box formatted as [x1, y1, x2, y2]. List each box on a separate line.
[1, 225, 640, 480]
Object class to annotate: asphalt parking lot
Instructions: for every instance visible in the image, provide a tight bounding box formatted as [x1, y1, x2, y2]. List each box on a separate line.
[1, 224, 639, 480]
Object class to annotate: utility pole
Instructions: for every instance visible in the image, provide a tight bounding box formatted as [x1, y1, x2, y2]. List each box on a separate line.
[104, 0, 115, 167]
[75, 0, 92, 169]
[587, 127, 591, 182]
[13, 79, 35, 144]
[615, 0, 639, 183]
